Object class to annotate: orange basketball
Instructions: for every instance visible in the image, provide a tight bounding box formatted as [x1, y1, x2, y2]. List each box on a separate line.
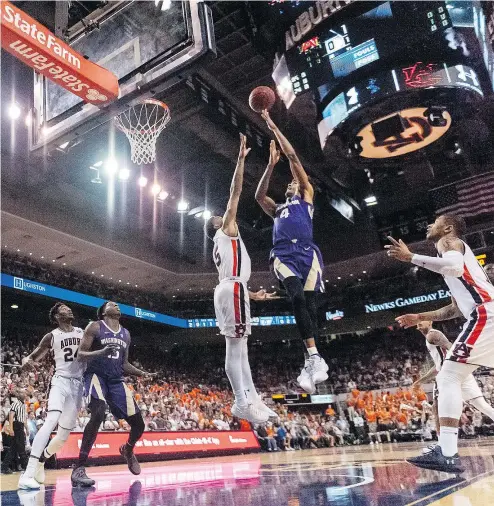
[249, 86, 276, 113]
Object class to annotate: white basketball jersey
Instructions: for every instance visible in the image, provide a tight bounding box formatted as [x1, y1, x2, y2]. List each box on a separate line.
[51, 327, 86, 378]
[425, 330, 448, 372]
[213, 228, 251, 283]
[442, 241, 494, 319]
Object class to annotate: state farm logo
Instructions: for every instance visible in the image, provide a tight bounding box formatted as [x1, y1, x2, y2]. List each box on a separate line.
[357, 107, 452, 159]
[1, 1, 118, 106]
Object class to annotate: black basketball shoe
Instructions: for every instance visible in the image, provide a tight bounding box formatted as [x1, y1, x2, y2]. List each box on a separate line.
[119, 444, 141, 475]
[71, 466, 96, 487]
[407, 445, 464, 474]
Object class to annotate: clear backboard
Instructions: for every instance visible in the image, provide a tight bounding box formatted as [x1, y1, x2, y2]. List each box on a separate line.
[30, 0, 215, 154]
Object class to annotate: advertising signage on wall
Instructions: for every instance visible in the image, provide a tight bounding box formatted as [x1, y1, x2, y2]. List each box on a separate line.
[365, 289, 451, 313]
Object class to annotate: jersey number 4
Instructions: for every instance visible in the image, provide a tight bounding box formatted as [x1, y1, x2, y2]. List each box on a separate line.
[280, 208, 290, 219]
[63, 347, 78, 362]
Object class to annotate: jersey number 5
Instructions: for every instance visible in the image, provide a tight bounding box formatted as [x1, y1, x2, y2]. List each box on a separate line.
[63, 348, 78, 362]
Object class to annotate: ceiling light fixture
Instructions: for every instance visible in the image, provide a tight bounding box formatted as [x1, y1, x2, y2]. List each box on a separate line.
[138, 176, 148, 188]
[8, 103, 21, 120]
[157, 190, 169, 201]
[151, 184, 161, 196]
[177, 200, 189, 212]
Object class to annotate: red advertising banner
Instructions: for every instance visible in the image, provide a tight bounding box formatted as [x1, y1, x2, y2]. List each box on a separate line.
[1, 1, 119, 106]
[56, 430, 260, 460]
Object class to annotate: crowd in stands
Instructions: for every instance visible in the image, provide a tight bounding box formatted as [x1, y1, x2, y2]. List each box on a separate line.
[1, 251, 174, 315]
[1, 250, 447, 320]
[2, 325, 494, 470]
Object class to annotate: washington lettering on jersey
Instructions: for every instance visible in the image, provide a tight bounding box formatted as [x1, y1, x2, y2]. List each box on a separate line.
[85, 321, 130, 380]
[273, 195, 314, 245]
[100, 336, 128, 349]
[441, 240, 494, 319]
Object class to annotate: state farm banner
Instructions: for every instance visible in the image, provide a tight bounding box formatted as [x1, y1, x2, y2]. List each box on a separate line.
[1, 2, 119, 106]
[56, 431, 260, 460]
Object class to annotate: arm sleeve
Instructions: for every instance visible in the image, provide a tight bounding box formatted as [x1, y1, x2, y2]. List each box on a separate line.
[411, 250, 464, 277]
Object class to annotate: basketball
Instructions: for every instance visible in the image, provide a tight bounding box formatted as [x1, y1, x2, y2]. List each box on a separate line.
[249, 86, 276, 113]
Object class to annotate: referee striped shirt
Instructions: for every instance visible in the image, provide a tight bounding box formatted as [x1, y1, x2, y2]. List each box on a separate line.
[10, 399, 27, 424]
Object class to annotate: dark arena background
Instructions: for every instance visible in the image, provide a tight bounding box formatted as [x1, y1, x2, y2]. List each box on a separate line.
[1, 1, 494, 505]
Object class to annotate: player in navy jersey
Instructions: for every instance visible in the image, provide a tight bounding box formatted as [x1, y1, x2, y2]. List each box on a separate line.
[71, 301, 156, 487]
[255, 110, 328, 394]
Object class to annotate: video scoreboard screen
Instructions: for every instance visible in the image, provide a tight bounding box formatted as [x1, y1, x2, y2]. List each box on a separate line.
[317, 62, 483, 147]
[274, 1, 455, 106]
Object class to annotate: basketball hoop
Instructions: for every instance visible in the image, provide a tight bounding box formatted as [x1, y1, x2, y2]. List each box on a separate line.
[115, 99, 170, 165]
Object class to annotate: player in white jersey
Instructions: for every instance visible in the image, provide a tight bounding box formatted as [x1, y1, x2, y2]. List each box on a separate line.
[413, 321, 494, 454]
[386, 214, 494, 473]
[206, 134, 278, 424]
[18, 302, 85, 490]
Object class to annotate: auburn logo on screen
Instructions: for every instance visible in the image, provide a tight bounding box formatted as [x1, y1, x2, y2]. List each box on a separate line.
[356, 107, 452, 159]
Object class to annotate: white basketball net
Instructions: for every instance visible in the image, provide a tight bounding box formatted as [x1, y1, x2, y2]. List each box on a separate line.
[115, 99, 170, 165]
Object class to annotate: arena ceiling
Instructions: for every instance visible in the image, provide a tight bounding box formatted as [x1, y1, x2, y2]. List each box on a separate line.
[2, 1, 494, 298]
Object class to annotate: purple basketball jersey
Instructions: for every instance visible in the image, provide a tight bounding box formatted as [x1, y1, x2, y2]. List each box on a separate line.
[273, 195, 314, 245]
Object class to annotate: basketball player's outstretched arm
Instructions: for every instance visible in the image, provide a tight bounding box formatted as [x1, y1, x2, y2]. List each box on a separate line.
[249, 289, 280, 300]
[21, 332, 52, 369]
[222, 133, 251, 237]
[385, 236, 464, 277]
[122, 345, 155, 377]
[396, 297, 462, 328]
[77, 321, 119, 360]
[255, 140, 279, 217]
[261, 110, 314, 204]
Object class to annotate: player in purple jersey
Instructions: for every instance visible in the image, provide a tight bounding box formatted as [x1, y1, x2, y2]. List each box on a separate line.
[255, 110, 328, 394]
[71, 301, 156, 487]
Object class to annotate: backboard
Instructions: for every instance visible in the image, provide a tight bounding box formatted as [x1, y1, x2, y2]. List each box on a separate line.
[30, 0, 215, 155]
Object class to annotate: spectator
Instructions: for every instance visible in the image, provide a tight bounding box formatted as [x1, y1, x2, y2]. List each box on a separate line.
[275, 424, 287, 450]
[265, 423, 278, 452]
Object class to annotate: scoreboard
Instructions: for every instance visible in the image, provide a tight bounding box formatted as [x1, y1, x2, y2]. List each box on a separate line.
[317, 62, 483, 148]
[273, 1, 455, 107]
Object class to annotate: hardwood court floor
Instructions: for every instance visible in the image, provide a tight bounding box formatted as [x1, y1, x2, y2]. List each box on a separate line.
[2, 440, 494, 505]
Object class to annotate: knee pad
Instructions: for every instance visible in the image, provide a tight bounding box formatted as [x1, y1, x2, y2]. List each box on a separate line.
[46, 427, 71, 455]
[127, 413, 145, 432]
[88, 398, 107, 424]
[42, 411, 62, 433]
[283, 277, 305, 304]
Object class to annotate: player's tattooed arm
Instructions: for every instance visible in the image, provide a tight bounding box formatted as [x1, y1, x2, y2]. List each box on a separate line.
[437, 237, 464, 255]
[426, 330, 452, 350]
[122, 345, 156, 377]
[261, 110, 314, 204]
[223, 134, 251, 237]
[77, 321, 119, 360]
[21, 332, 52, 370]
[396, 298, 462, 327]
[255, 140, 279, 217]
[419, 297, 462, 322]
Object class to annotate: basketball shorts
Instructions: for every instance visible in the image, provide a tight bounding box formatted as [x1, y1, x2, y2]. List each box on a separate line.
[446, 301, 494, 368]
[433, 373, 483, 402]
[270, 241, 324, 292]
[214, 279, 251, 338]
[48, 375, 84, 430]
[83, 373, 139, 420]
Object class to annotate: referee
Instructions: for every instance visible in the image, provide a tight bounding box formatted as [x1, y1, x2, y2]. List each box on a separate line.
[8, 388, 29, 472]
